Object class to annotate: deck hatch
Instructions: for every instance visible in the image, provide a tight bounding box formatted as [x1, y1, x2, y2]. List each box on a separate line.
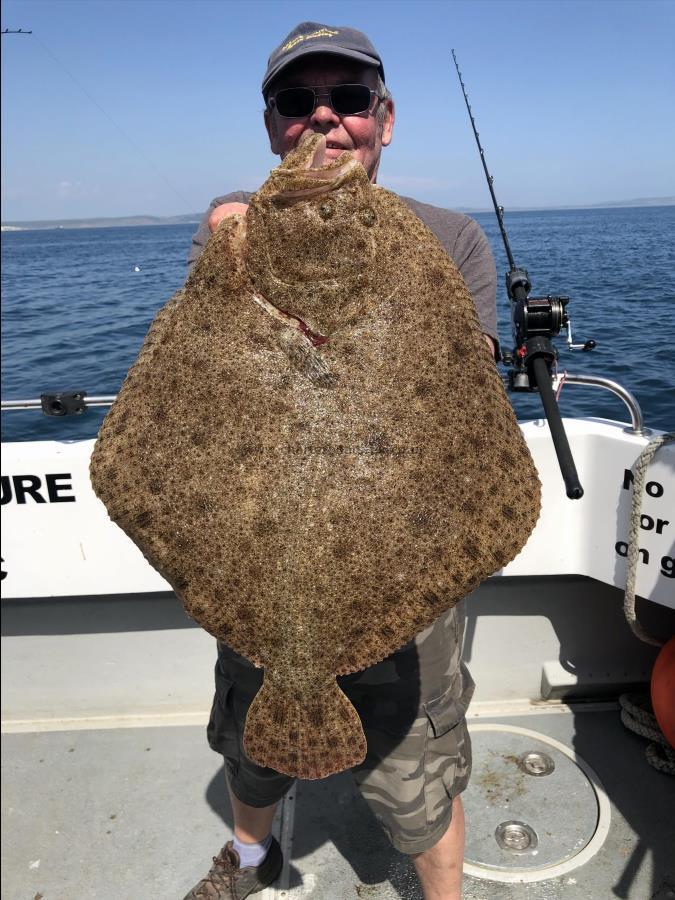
[463, 724, 610, 882]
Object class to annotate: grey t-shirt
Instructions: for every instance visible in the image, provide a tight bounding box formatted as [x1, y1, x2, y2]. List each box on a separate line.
[188, 191, 499, 351]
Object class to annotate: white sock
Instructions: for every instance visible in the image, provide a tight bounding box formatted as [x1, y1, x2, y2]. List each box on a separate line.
[233, 833, 273, 868]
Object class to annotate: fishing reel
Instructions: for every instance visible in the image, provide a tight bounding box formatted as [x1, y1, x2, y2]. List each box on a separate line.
[501, 268, 595, 391]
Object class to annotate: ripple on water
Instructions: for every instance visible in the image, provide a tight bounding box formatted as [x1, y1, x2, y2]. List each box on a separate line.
[2, 209, 674, 441]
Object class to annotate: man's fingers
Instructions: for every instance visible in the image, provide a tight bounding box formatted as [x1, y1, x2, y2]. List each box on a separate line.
[208, 202, 249, 233]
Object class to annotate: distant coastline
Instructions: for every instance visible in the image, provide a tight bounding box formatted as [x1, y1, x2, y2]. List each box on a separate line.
[2, 197, 674, 231]
[461, 196, 675, 214]
[0, 213, 202, 232]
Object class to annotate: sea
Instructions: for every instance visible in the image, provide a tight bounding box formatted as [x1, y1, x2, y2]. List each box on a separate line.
[2, 204, 674, 443]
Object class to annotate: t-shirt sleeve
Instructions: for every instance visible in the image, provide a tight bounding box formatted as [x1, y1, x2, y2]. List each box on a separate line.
[397, 196, 499, 357]
[451, 217, 499, 353]
[187, 190, 252, 271]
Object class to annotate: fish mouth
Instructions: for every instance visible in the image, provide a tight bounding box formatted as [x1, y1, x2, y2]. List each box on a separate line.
[274, 134, 361, 201]
[298, 133, 351, 169]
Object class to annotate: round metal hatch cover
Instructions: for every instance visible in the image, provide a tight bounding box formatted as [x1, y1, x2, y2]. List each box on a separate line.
[463, 724, 610, 883]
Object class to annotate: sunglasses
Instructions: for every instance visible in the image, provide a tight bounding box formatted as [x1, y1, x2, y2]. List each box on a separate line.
[268, 84, 382, 118]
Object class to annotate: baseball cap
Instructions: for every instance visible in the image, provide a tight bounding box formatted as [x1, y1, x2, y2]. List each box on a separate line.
[262, 22, 385, 97]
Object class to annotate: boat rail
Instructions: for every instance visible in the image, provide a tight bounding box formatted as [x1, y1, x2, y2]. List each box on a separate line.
[0, 376, 648, 435]
[1, 394, 115, 415]
[551, 374, 646, 435]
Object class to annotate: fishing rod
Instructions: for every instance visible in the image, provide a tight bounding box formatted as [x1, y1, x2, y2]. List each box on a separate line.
[452, 50, 593, 500]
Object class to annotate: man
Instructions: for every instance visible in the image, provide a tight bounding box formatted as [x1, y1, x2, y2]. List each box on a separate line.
[184, 22, 498, 900]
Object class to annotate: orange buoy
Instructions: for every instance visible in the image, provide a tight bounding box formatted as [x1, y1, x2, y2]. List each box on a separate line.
[651, 635, 675, 749]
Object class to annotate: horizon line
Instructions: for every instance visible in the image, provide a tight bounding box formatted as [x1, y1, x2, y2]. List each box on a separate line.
[2, 196, 674, 228]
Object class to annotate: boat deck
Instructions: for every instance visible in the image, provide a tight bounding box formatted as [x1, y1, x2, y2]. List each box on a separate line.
[3, 706, 674, 899]
[3, 582, 674, 899]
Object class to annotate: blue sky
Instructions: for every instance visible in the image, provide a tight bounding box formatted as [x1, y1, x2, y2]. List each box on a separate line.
[2, 0, 674, 220]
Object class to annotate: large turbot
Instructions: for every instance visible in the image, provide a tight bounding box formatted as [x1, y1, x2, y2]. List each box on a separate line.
[90, 134, 541, 779]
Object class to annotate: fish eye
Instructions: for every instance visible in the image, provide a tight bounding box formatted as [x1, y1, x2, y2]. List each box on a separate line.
[360, 207, 377, 227]
[319, 201, 335, 220]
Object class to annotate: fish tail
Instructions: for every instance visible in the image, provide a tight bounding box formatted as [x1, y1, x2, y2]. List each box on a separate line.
[243, 676, 366, 779]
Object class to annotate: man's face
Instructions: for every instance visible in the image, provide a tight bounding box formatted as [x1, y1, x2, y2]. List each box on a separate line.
[264, 58, 394, 183]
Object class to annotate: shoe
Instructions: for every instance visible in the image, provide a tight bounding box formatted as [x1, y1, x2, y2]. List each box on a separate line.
[182, 837, 283, 899]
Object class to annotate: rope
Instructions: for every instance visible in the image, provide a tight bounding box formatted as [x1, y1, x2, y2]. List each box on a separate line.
[623, 432, 675, 647]
[619, 693, 675, 775]
[621, 435, 674, 773]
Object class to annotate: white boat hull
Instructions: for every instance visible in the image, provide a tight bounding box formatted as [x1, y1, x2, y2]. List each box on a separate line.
[2, 417, 673, 607]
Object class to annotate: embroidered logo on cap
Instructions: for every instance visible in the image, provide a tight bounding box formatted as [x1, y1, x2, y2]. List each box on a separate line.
[282, 28, 339, 53]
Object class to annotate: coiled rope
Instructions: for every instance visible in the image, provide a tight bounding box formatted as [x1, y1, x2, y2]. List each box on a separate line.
[621, 432, 675, 774]
[619, 693, 675, 775]
[623, 432, 674, 647]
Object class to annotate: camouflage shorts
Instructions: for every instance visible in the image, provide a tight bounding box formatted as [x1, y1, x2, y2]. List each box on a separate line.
[207, 600, 474, 854]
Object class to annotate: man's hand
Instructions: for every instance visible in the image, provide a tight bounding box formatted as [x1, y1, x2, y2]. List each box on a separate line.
[208, 202, 249, 233]
[484, 334, 495, 357]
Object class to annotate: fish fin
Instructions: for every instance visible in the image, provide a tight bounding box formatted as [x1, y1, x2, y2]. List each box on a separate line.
[276, 330, 338, 388]
[243, 676, 366, 779]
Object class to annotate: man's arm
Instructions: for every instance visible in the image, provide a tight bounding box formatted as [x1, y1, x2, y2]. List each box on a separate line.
[188, 191, 252, 271]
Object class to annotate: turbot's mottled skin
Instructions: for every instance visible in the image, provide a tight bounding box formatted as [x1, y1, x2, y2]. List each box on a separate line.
[90, 134, 541, 779]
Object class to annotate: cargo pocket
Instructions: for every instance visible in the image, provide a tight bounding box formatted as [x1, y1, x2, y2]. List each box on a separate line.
[423, 672, 474, 818]
[206, 674, 240, 764]
[424, 680, 464, 738]
[424, 664, 475, 738]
